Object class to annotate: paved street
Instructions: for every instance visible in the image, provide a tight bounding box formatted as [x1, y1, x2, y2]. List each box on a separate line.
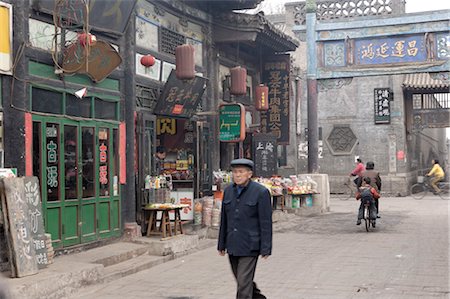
[70, 196, 449, 299]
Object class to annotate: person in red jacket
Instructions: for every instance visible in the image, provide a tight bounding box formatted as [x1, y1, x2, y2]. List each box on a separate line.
[355, 177, 380, 227]
[350, 158, 365, 185]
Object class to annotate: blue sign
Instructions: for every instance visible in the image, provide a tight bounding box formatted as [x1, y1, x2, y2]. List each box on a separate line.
[355, 35, 426, 65]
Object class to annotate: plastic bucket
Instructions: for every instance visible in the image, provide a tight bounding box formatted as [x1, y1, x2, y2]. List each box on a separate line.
[292, 197, 300, 209]
[305, 195, 313, 207]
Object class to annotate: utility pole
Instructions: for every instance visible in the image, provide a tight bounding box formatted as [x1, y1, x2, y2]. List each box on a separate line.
[306, 0, 319, 173]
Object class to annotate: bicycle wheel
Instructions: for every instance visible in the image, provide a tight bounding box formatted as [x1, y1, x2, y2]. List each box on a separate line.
[364, 206, 370, 232]
[438, 183, 450, 200]
[411, 183, 426, 200]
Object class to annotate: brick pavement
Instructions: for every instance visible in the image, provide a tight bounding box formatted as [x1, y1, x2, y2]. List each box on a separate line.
[70, 196, 449, 299]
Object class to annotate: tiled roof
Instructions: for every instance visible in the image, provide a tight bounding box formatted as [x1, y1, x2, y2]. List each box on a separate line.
[403, 73, 449, 90]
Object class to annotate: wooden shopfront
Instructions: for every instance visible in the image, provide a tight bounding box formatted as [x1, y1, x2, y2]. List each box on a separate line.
[28, 72, 122, 249]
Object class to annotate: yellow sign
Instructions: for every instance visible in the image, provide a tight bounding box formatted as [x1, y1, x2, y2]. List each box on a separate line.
[0, 2, 12, 74]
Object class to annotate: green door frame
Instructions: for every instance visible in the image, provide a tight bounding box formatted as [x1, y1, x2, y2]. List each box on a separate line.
[33, 115, 121, 248]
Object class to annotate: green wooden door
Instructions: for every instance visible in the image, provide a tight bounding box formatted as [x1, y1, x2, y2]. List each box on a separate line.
[33, 116, 121, 248]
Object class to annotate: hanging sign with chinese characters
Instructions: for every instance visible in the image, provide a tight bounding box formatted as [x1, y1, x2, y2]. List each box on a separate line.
[374, 88, 392, 124]
[355, 35, 426, 65]
[219, 103, 246, 142]
[252, 133, 278, 178]
[261, 55, 290, 144]
[154, 70, 208, 118]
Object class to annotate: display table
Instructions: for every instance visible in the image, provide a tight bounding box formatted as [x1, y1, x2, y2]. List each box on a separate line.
[289, 193, 318, 208]
[143, 204, 189, 240]
[272, 194, 285, 211]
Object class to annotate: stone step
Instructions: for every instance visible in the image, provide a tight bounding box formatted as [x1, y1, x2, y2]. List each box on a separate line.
[103, 254, 168, 283]
[65, 241, 150, 267]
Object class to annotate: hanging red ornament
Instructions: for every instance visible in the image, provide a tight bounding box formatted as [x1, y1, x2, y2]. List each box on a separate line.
[255, 84, 269, 111]
[230, 66, 247, 95]
[175, 44, 195, 80]
[78, 32, 96, 47]
[140, 54, 156, 67]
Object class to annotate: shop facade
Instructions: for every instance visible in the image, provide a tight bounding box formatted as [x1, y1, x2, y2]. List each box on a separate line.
[0, 0, 298, 254]
[0, 0, 134, 249]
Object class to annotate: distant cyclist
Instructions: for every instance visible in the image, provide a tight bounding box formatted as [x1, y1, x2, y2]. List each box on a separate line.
[355, 177, 380, 227]
[350, 158, 365, 186]
[426, 159, 445, 195]
[358, 161, 382, 217]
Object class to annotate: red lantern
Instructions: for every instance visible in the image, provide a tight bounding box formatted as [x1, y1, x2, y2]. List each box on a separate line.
[255, 84, 269, 111]
[78, 32, 96, 47]
[175, 44, 195, 80]
[230, 66, 247, 95]
[140, 54, 156, 67]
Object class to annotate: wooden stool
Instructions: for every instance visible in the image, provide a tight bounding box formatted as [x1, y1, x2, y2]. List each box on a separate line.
[160, 210, 172, 238]
[272, 195, 285, 211]
[146, 210, 157, 237]
[173, 209, 183, 235]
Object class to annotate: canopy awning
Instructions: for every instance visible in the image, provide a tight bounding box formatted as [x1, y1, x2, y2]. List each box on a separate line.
[402, 73, 449, 90]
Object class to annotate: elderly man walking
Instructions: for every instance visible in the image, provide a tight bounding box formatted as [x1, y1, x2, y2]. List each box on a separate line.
[218, 158, 272, 299]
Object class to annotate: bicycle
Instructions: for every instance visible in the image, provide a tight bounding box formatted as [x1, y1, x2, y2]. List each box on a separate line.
[342, 176, 358, 200]
[410, 176, 450, 200]
[362, 198, 376, 232]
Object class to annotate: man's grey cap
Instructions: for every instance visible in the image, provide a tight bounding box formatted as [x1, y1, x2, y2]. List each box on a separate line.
[230, 158, 254, 170]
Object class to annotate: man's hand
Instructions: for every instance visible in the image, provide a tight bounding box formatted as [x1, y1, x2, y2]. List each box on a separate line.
[261, 255, 269, 259]
[218, 250, 225, 256]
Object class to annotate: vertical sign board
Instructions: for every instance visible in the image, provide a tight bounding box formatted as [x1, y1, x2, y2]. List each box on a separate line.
[1, 178, 38, 277]
[0, 2, 12, 75]
[219, 104, 246, 142]
[252, 134, 277, 178]
[261, 55, 290, 144]
[374, 88, 392, 124]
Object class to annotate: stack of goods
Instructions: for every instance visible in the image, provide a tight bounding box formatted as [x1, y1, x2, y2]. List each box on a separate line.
[202, 196, 214, 226]
[45, 233, 54, 265]
[213, 170, 232, 191]
[211, 199, 222, 227]
[254, 177, 285, 196]
[194, 200, 203, 225]
[285, 175, 318, 195]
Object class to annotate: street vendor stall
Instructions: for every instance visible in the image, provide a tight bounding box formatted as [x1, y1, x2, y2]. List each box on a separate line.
[144, 203, 189, 240]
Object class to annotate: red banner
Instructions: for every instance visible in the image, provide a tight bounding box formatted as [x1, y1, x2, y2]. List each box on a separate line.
[119, 122, 126, 184]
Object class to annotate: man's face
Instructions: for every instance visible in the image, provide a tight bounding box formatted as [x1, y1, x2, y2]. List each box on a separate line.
[231, 166, 253, 186]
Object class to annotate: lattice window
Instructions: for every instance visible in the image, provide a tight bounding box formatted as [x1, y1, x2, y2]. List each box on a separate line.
[160, 27, 185, 56]
[136, 85, 160, 111]
[290, 0, 404, 26]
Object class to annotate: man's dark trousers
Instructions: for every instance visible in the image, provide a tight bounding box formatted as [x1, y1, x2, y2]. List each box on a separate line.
[228, 255, 266, 299]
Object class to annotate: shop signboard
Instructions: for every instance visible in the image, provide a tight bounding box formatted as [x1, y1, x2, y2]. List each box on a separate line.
[62, 40, 122, 83]
[374, 88, 392, 124]
[355, 35, 427, 65]
[253, 133, 277, 178]
[219, 103, 246, 142]
[154, 70, 208, 118]
[261, 54, 290, 144]
[1, 177, 50, 277]
[0, 2, 12, 75]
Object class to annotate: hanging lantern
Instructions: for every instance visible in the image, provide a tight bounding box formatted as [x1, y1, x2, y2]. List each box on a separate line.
[175, 44, 195, 80]
[255, 84, 269, 111]
[78, 32, 96, 47]
[230, 66, 247, 95]
[140, 54, 156, 67]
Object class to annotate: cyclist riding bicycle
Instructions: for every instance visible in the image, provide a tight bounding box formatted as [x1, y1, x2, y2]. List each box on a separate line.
[355, 177, 380, 227]
[350, 158, 365, 185]
[426, 159, 445, 195]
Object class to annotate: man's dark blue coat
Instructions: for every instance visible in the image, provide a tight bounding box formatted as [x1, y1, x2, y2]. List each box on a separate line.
[217, 180, 272, 256]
